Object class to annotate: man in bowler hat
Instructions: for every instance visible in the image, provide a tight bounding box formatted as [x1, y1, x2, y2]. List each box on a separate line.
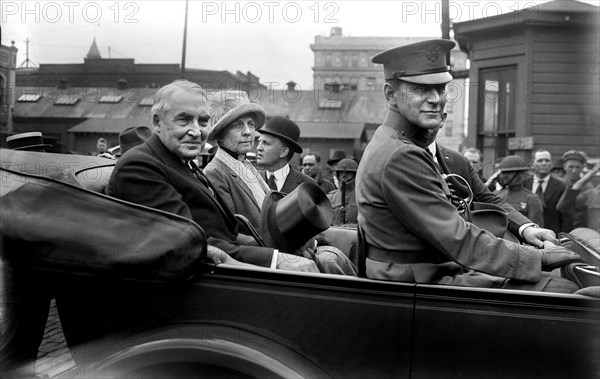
[355, 39, 579, 292]
[256, 116, 315, 194]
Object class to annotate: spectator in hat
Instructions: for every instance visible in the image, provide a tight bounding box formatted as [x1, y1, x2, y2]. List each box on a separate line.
[557, 161, 600, 232]
[256, 116, 315, 194]
[302, 152, 336, 194]
[203, 90, 270, 232]
[327, 158, 359, 226]
[461, 147, 487, 183]
[324, 149, 346, 185]
[6, 131, 52, 152]
[524, 149, 569, 234]
[119, 126, 153, 156]
[551, 158, 566, 180]
[558, 150, 592, 229]
[106, 80, 318, 273]
[356, 39, 579, 292]
[493, 155, 544, 226]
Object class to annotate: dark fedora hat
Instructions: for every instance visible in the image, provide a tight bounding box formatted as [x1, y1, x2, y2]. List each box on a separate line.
[6, 132, 53, 151]
[372, 39, 455, 84]
[119, 126, 153, 155]
[260, 182, 333, 253]
[257, 116, 303, 154]
[327, 149, 346, 165]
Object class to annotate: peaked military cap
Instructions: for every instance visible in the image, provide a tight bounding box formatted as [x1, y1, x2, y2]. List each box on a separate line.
[372, 39, 455, 84]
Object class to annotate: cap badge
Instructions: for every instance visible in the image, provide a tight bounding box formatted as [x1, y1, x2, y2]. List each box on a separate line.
[425, 45, 443, 62]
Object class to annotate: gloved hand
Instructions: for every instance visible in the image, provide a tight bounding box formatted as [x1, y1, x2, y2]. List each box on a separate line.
[540, 246, 582, 271]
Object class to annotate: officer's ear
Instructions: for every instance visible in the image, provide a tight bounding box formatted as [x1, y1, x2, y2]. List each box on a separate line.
[384, 82, 397, 105]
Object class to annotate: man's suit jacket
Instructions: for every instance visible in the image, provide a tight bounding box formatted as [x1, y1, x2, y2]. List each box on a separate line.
[106, 134, 274, 267]
[355, 122, 543, 287]
[261, 165, 316, 194]
[204, 156, 263, 231]
[524, 176, 568, 234]
[436, 144, 531, 237]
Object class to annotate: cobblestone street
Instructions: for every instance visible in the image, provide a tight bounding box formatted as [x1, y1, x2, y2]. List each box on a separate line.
[36, 299, 76, 378]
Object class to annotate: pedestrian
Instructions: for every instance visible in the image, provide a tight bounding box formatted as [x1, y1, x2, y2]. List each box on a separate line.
[494, 155, 544, 227]
[302, 152, 336, 194]
[524, 149, 569, 234]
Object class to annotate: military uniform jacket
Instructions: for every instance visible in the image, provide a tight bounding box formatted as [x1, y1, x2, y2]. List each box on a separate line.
[436, 144, 532, 237]
[106, 134, 274, 267]
[494, 187, 544, 227]
[356, 123, 543, 286]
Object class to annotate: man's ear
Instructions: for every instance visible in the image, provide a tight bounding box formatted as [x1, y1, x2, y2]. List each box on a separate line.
[152, 114, 161, 133]
[383, 83, 396, 105]
[440, 112, 448, 128]
[279, 146, 289, 159]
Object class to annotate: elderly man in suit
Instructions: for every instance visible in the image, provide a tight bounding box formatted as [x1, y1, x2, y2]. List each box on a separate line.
[256, 116, 316, 194]
[106, 80, 318, 273]
[524, 149, 569, 234]
[355, 39, 579, 292]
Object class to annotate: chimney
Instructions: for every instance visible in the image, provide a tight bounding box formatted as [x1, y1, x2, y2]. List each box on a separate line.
[286, 81, 297, 91]
[330, 27, 342, 37]
[117, 79, 128, 89]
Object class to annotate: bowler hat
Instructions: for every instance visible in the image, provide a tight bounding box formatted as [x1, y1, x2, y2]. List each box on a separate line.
[6, 132, 52, 151]
[207, 90, 266, 142]
[327, 149, 346, 165]
[372, 39, 455, 84]
[335, 158, 358, 172]
[562, 150, 587, 165]
[257, 116, 303, 154]
[119, 126, 153, 155]
[260, 182, 333, 253]
[499, 155, 530, 172]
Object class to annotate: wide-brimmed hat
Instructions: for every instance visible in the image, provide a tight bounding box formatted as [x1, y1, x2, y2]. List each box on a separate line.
[207, 90, 266, 142]
[6, 132, 53, 151]
[260, 182, 333, 253]
[327, 149, 346, 165]
[372, 39, 455, 84]
[119, 126, 153, 155]
[499, 155, 530, 172]
[257, 116, 303, 154]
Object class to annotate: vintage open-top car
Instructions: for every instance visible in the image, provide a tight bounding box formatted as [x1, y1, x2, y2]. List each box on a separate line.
[1, 148, 599, 378]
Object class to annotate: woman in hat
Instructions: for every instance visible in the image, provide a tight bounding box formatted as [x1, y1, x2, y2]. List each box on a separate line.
[203, 90, 270, 235]
[494, 155, 544, 226]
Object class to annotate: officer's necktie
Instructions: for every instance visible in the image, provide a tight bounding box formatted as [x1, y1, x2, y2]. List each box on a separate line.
[267, 174, 277, 191]
[535, 179, 546, 208]
[425, 148, 442, 174]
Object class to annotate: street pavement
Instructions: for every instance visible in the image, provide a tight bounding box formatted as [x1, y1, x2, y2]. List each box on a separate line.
[36, 299, 76, 378]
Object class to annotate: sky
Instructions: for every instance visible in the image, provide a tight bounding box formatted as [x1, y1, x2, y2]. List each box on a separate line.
[2, 0, 599, 89]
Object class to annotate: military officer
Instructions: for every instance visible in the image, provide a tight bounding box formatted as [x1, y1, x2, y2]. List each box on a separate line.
[355, 39, 580, 292]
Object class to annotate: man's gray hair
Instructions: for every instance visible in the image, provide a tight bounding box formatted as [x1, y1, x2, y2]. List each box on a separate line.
[152, 80, 207, 118]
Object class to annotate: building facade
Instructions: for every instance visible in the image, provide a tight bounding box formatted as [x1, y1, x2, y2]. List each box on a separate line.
[1, 41, 18, 135]
[454, 0, 599, 169]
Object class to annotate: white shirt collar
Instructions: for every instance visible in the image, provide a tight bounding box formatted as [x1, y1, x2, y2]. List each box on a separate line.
[267, 164, 290, 191]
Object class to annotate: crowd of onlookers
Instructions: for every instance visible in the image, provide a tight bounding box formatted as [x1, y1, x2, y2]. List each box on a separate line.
[460, 147, 599, 234]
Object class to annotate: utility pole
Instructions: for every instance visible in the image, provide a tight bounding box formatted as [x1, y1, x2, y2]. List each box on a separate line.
[181, 0, 189, 78]
[18, 38, 37, 69]
[441, 0, 451, 63]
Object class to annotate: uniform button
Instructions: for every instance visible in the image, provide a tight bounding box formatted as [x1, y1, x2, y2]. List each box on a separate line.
[231, 234, 236, 241]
